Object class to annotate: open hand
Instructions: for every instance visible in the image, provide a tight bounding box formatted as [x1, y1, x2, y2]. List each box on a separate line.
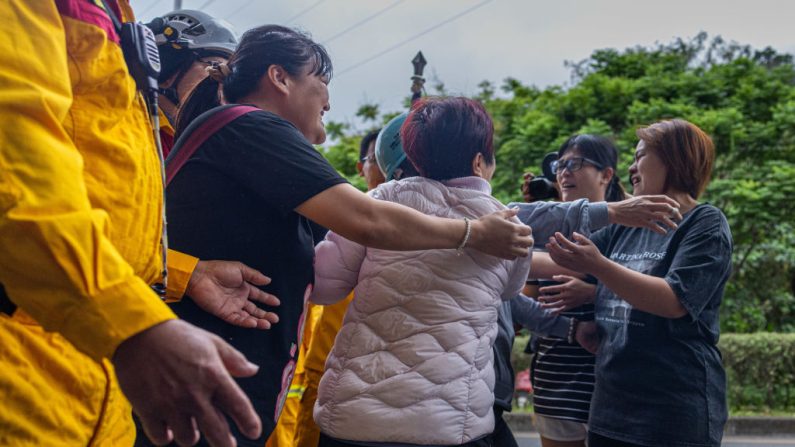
[546, 232, 605, 275]
[607, 195, 682, 234]
[538, 275, 596, 314]
[575, 320, 599, 354]
[187, 260, 280, 330]
[114, 320, 262, 446]
[469, 208, 534, 259]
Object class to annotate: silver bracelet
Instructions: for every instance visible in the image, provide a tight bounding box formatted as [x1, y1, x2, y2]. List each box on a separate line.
[456, 217, 472, 254]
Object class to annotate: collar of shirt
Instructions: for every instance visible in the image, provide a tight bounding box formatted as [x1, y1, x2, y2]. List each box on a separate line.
[441, 176, 492, 195]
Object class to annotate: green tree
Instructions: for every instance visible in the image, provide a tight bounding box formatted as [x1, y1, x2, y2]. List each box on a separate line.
[324, 35, 795, 331]
[481, 34, 795, 332]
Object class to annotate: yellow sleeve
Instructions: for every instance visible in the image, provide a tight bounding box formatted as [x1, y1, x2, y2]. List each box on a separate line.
[165, 249, 199, 302]
[303, 293, 354, 373]
[0, 1, 174, 361]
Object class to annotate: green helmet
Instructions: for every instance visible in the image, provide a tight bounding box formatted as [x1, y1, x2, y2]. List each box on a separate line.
[374, 113, 409, 181]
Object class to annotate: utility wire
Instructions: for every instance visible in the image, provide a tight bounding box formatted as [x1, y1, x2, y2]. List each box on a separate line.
[138, 0, 164, 17]
[284, 0, 327, 24]
[323, 0, 407, 44]
[335, 0, 492, 77]
[198, 0, 216, 9]
[224, 0, 257, 20]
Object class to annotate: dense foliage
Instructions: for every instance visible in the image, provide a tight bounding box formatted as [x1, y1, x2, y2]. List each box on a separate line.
[322, 33, 795, 333]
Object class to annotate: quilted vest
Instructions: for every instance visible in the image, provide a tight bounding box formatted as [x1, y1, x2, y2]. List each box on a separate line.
[313, 177, 530, 445]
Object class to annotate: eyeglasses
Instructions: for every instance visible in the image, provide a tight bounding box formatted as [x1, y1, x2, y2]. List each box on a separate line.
[551, 157, 603, 174]
[360, 155, 376, 163]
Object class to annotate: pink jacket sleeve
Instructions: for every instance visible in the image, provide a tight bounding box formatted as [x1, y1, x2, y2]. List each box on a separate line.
[311, 230, 366, 305]
[502, 250, 533, 301]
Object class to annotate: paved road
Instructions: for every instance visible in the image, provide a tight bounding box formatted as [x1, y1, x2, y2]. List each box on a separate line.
[515, 433, 795, 447]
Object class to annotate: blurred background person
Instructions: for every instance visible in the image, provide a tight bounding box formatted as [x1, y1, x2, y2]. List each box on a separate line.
[374, 112, 420, 182]
[357, 128, 386, 189]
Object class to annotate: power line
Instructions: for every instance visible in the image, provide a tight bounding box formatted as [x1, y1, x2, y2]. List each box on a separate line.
[224, 0, 257, 20]
[284, 0, 327, 24]
[197, 0, 216, 9]
[138, 0, 164, 17]
[322, 0, 407, 45]
[335, 0, 493, 77]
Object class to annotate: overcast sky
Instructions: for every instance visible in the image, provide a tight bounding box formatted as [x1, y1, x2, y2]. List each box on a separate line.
[132, 0, 795, 132]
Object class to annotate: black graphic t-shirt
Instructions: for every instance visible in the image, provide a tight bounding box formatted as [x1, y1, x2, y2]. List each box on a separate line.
[588, 204, 732, 447]
[166, 109, 347, 445]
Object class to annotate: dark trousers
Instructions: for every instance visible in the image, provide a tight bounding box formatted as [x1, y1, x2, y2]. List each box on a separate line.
[588, 432, 645, 447]
[318, 432, 494, 447]
[490, 408, 518, 447]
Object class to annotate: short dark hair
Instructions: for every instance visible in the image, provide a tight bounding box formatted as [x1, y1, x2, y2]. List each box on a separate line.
[636, 119, 714, 199]
[558, 134, 627, 202]
[401, 97, 495, 181]
[359, 129, 380, 160]
[177, 25, 332, 137]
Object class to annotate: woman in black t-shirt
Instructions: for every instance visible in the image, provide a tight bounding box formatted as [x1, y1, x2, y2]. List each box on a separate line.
[543, 120, 732, 447]
[157, 25, 534, 446]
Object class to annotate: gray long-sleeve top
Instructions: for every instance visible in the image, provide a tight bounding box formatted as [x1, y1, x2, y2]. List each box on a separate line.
[492, 199, 609, 411]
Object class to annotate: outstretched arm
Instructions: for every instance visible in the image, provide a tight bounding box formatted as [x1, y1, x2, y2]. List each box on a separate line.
[529, 251, 582, 279]
[185, 260, 280, 329]
[297, 183, 534, 260]
[546, 232, 687, 318]
[537, 275, 596, 314]
[511, 294, 570, 338]
[511, 295, 599, 353]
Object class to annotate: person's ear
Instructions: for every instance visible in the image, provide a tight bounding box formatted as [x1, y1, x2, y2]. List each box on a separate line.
[471, 153, 486, 177]
[356, 161, 364, 177]
[265, 65, 290, 96]
[600, 166, 615, 187]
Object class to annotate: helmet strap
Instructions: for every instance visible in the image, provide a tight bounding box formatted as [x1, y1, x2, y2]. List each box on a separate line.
[159, 62, 192, 107]
[159, 86, 180, 107]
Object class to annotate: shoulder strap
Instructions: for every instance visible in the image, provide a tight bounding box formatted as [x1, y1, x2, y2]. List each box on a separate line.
[165, 104, 260, 186]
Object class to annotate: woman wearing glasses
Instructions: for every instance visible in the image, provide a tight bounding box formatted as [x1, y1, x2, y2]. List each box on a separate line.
[356, 129, 386, 190]
[528, 135, 627, 447]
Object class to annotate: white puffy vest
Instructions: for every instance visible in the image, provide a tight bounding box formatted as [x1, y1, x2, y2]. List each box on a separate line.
[312, 177, 530, 445]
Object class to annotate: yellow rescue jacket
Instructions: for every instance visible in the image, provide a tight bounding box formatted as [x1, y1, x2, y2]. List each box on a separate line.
[0, 0, 192, 366]
[0, 3, 197, 445]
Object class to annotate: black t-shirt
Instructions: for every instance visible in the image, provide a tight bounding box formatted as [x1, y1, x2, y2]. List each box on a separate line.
[587, 204, 732, 447]
[166, 109, 347, 444]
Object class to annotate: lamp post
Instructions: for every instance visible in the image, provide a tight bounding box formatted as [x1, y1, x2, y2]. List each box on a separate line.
[410, 51, 427, 105]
